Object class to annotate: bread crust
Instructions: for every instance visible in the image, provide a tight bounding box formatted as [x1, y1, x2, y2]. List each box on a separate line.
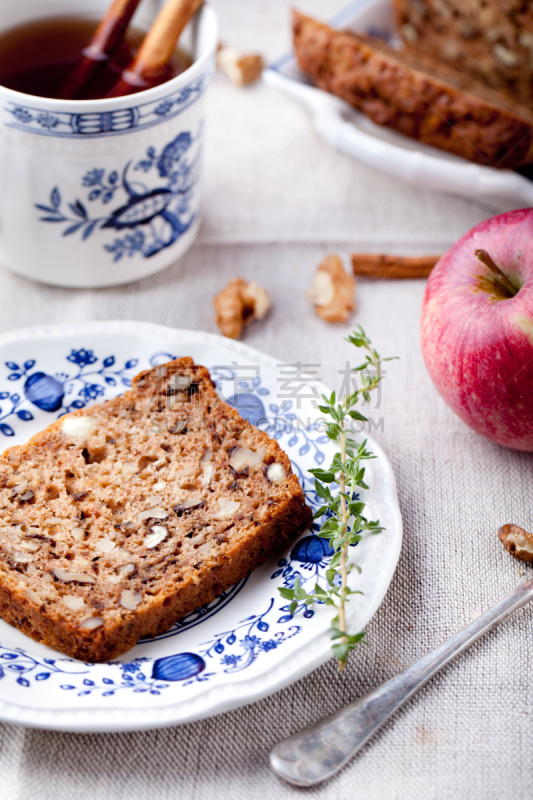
[292, 10, 533, 169]
[0, 358, 312, 662]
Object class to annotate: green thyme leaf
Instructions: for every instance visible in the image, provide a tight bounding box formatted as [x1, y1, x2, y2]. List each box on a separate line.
[278, 588, 296, 600]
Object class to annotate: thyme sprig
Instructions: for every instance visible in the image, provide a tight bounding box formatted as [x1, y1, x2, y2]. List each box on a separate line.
[279, 326, 396, 669]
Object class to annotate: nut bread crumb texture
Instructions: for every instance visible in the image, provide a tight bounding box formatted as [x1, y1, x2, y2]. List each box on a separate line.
[292, 11, 533, 169]
[393, 0, 533, 105]
[0, 358, 312, 662]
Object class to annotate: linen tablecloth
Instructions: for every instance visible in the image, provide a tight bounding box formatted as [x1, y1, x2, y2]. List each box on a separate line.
[2, 2, 532, 798]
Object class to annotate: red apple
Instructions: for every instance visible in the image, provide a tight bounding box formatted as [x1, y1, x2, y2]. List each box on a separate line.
[420, 208, 533, 451]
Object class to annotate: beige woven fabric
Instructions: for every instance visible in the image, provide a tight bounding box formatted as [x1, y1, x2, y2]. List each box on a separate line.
[1, 2, 531, 798]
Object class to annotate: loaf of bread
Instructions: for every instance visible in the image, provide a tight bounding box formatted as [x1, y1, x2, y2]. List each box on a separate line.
[292, 10, 533, 169]
[0, 358, 312, 662]
[393, 0, 533, 105]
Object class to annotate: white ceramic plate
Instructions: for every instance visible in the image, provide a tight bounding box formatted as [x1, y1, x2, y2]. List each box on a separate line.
[264, 0, 533, 211]
[0, 321, 401, 732]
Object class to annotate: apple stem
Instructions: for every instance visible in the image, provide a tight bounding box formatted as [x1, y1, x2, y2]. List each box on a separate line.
[475, 249, 518, 298]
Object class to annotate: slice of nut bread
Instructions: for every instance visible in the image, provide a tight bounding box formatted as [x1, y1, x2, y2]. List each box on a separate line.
[0, 358, 312, 662]
[293, 11, 533, 169]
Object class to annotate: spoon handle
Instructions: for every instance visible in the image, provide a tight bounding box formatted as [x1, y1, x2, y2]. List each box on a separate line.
[270, 578, 533, 787]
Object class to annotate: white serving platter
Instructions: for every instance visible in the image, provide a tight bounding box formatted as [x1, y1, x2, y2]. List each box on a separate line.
[264, 0, 533, 211]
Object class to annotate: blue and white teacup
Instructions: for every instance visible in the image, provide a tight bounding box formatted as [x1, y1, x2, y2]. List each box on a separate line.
[0, 0, 217, 287]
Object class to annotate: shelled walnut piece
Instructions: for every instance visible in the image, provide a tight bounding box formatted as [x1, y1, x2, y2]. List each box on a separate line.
[499, 524, 533, 563]
[214, 278, 270, 339]
[217, 45, 264, 86]
[0, 358, 311, 661]
[307, 255, 355, 323]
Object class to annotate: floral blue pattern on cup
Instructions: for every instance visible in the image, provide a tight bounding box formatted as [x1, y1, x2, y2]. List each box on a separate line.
[35, 130, 199, 261]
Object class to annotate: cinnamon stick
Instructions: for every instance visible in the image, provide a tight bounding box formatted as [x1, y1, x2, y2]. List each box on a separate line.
[59, 0, 142, 99]
[351, 253, 440, 279]
[108, 0, 203, 97]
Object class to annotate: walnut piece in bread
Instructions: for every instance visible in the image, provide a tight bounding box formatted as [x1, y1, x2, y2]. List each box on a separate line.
[307, 255, 356, 323]
[214, 278, 270, 339]
[498, 524, 533, 563]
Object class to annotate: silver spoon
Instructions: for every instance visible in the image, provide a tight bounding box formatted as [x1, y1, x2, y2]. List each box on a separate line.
[270, 576, 533, 787]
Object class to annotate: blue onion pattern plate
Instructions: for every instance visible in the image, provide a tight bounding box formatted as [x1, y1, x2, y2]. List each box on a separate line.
[0, 321, 402, 731]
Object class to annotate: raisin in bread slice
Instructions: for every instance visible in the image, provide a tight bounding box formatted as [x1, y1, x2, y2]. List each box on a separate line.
[0, 358, 312, 662]
[293, 10, 533, 169]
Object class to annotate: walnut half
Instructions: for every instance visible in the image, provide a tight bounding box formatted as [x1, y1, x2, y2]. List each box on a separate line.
[498, 524, 533, 563]
[214, 278, 270, 339]
[307, 255, 356, 323]
[217, 46, 264, 86]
